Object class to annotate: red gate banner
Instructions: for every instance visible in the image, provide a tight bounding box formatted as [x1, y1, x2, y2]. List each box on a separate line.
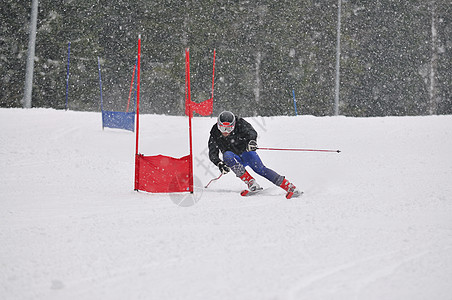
[135, 154, 191, 193]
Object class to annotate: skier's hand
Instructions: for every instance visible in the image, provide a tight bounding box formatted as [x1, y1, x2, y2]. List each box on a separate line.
[218, 161, 230, 174]
[247, 140, 258, 152]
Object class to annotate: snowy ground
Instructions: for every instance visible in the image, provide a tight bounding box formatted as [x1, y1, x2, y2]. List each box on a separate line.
[1, 108, 452, 300]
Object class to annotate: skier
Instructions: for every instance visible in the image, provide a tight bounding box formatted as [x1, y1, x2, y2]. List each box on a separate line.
[208, 111, 302, 198]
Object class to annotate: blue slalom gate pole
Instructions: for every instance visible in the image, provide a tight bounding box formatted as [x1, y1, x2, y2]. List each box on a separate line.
[97, 57, 103, 111]
[65, 42, 71, 110]
[292, 89, 298, 116]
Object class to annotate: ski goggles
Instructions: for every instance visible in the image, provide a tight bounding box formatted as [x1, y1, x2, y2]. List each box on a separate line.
[218, 122, 235, 133]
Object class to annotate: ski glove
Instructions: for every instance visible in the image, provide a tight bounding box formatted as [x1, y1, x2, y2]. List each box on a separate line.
[247, 140, 258, 152]
[218, 161, 230, 174]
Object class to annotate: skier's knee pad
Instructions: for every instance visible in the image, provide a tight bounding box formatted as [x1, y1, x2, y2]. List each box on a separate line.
[231, 164, 246, 177]
[223, 151, 246, 176]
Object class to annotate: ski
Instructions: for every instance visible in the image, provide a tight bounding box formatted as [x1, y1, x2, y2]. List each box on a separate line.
[240, 188, 263, 196]
[286, 190, 303, 199]
[240, 188, 303, 198]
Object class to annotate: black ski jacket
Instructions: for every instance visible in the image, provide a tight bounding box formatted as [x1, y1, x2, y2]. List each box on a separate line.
[208, 116, 257, 166]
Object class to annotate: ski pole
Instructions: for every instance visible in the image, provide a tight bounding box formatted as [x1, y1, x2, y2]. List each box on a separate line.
[204, 173, 223, 188]
[258, 147, 341, 153]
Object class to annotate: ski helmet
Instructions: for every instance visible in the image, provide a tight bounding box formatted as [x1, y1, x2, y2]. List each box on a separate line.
[217, 111, 236, 133]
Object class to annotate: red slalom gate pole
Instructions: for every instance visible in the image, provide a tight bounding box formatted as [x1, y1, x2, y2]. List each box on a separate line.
[126, 62, 136, 113]
[134, 35, 141, 191]
[258, 147, 341, 153]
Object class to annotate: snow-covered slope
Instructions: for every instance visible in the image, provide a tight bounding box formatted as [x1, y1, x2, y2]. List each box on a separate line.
[1, 108, 451, 300]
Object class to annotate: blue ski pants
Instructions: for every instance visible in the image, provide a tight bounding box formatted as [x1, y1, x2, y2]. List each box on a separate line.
[223, 151, 283, 185]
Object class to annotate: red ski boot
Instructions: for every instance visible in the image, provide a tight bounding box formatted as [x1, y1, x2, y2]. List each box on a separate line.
[280, 179, 302, 199]
[239, 171, 262, 196]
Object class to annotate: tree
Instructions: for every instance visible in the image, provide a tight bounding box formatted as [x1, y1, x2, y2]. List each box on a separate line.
[1, 0, 451, 116]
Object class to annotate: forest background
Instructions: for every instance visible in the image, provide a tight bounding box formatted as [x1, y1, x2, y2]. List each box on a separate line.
[1, 0, 451, 117]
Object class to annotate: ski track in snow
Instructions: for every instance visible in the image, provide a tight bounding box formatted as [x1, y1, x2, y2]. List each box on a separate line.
[1, 108, 452, 300]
